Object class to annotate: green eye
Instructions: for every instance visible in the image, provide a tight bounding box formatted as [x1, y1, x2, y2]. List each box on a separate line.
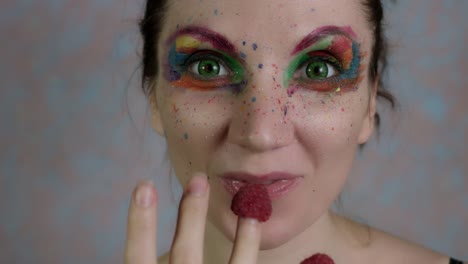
[198, 59, 220, 77]
[190, 59, 227, 78]
[304, 61, 337, 80]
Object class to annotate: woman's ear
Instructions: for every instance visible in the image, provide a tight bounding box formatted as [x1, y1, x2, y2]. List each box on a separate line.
[357, 77, 378, 144]
[149, 85, 165, 137]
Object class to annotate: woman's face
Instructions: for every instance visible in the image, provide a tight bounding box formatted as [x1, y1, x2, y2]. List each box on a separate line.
[151, 0, 376, 249]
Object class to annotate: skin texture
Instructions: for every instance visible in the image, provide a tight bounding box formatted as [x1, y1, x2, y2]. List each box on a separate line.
[152, 0, 375, 251]
[130, 0, 451, 263]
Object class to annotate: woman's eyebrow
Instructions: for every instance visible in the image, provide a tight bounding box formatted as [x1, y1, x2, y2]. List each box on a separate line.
[166, 25, 236, 54]
[291, 25, 357, 55]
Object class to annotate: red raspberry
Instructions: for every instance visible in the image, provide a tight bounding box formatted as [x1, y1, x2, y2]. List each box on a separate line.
[230, 184, 272, 222]
[300, 253, 335, 264]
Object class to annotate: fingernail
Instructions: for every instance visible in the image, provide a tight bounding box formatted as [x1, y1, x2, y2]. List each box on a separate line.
[187, 174, 208, 197]
[241, 217, 259, 226]
[135, 182, 155, 208]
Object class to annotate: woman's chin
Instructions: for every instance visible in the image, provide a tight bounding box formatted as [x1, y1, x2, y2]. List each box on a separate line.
[258, 217, 303, 250]
[258, 233, 293, 250]
[211, 209, 303, 251]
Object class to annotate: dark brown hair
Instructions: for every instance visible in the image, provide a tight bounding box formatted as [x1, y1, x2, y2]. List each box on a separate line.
[139, 0, 396, 129]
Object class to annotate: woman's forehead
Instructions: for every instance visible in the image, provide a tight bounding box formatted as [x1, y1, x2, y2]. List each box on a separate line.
[162, 0, 371, 45]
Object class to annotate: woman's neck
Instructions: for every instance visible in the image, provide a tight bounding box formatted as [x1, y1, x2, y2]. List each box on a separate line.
[203, 211, 369, 264]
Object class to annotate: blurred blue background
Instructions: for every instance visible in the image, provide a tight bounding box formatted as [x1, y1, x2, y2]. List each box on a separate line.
[0, 0, 466, 263]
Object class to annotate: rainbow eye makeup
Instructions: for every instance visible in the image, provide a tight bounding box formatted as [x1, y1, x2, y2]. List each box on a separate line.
[165, 25, 362, 95]
[165, 26, 246, 93]
[285, 26, 363, 94]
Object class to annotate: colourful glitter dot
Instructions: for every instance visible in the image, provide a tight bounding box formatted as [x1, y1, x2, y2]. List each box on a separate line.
[335, 87, 341, 92]
[242, 41, 246, 46]
[251, 97, 257, 102]
[252, 43, 258, 50]
[258, 63, 263, 69]
[240, 52, 247, 59]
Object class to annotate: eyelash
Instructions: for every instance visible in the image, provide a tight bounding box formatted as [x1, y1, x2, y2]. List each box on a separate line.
[183, 51, 231, 78]
[175, 49, 344, 92]
[296, 54, 342, 80]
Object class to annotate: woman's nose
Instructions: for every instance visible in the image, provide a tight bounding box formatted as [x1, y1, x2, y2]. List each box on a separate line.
[227, 76, 295, 153]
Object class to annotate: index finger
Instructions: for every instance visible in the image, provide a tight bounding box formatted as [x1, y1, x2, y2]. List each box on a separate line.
[169, 173, 210, 264]
[228, 217, 261, 264]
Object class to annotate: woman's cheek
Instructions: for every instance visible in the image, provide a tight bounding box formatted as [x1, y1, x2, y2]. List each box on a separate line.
[292, 89, 368, 152]
[160, 87, 233, 182]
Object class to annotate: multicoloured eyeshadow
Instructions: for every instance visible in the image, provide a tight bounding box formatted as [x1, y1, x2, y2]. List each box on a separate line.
[165, 26, 245, 93]
[284, 26, 363, 95]
[165, 25, 362, 96]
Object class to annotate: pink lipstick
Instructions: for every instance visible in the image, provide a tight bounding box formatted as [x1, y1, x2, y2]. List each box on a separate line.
[219, 172, 303, 199]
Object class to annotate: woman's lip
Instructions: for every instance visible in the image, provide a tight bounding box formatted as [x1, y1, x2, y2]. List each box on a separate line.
[220, 171, 302, 183]
[219, 172, 303, 199]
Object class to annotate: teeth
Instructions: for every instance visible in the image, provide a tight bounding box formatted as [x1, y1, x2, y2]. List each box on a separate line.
[262, 180, 285, 185]
[230, 179, 290, 185]
[231, 180, 243, 188]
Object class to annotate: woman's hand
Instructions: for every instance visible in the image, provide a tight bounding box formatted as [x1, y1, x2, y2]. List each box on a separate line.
[124, 173, 261, 264]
